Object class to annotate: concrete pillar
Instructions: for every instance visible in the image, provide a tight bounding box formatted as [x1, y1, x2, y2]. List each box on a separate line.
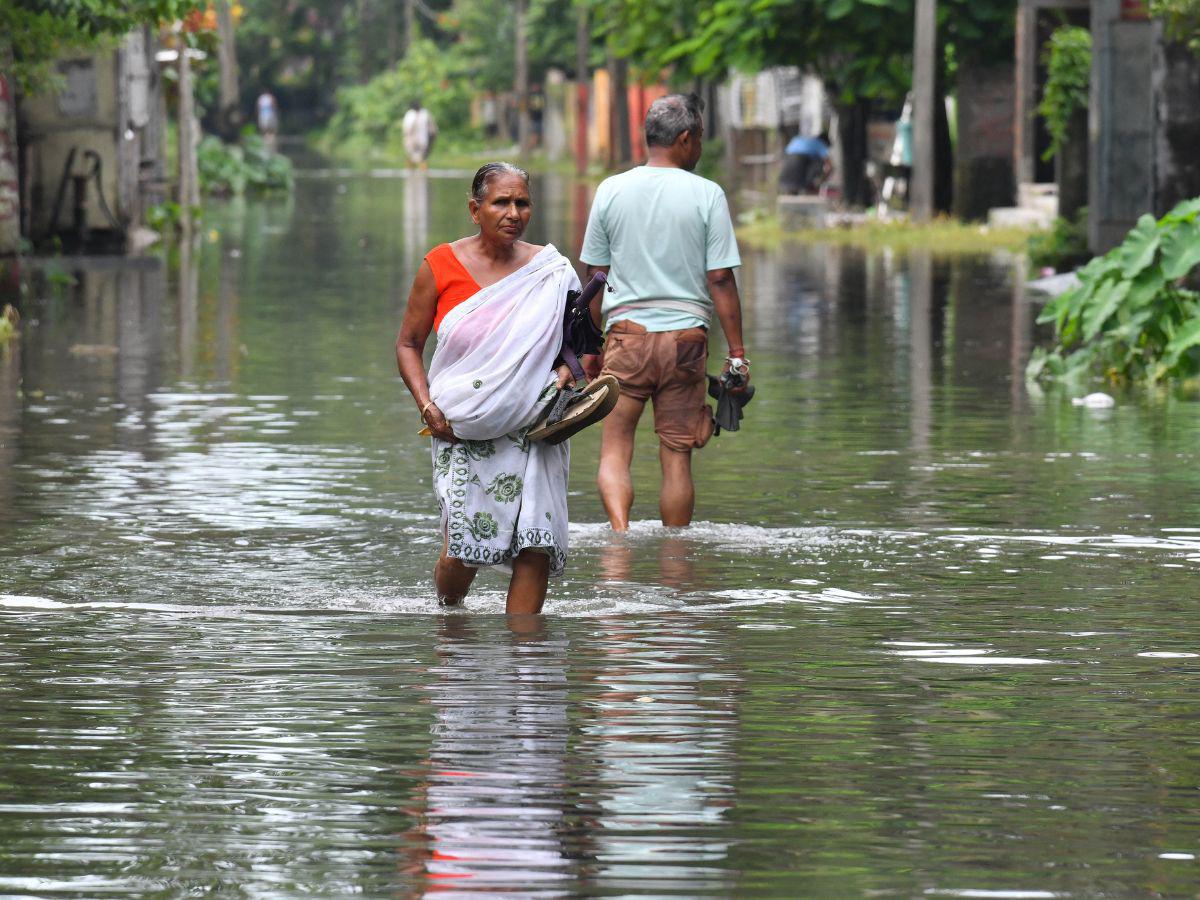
[954, 62, 1016, 220]
[0, 70, 18, 255]
[1088, 0, 1155, 250]
[574, 2, 589, 174]
[911, 0, 937, 222]
[1014, 1, 1038, 187]
[1154, 40, 1200, 213]
[543, 69, 567, 162]
[515, 0, 531, 153]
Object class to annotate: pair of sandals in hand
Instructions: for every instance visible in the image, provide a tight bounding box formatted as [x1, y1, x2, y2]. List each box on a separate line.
[525, 373, 619, 445]
[419, 374, 619, 445]
[526, 271, 620, 444]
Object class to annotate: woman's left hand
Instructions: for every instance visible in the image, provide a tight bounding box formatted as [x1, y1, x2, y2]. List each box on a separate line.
[555, 364, 574, 390]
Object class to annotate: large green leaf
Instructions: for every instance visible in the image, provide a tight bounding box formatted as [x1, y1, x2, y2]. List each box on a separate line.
[1157, 317, 1200, 377]
[1081, 278, 1131, 341]
[1160, 220, 1200, 281]
[1123, 265, 1167, 310]
[1118, 215, 1162, 279]
[1162, 197, 1200, 223]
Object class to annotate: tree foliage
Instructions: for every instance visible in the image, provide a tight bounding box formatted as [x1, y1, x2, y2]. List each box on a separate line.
[327, 37, 472, 143]
[1150, 0, 1200, 53]
[595, 0, 1016, 102]
[2, 0, 198, 90]
[445, 0, 578, 87]
[1028, 199, 1200, 384]
[1036, 26, 1091, 162]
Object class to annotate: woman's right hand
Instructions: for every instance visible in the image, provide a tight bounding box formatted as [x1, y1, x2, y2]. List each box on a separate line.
[423, 403, 458, 443]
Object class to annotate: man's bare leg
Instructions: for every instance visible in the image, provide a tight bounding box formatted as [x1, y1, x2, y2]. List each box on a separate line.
[434, 541, 477, 605]
[659, 445, 695, 527]
[597, 393, 645, 531]
[507, 549, 550, 615]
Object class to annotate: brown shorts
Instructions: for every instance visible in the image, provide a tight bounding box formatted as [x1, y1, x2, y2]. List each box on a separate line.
[600, 320, 715, 452]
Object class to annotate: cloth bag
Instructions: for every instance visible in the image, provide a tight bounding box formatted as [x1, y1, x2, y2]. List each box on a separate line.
[428, 245, 580, 440]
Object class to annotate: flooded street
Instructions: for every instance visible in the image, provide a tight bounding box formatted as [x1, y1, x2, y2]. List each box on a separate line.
[2, 169, 1199, 896]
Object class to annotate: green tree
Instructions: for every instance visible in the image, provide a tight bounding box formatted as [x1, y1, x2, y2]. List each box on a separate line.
[2, 0, 197, 90]
[596, 0, 1016, 207]
[443, 0, 577, 88]
[1151, 0, 1200, 53]
[1037, 26, 1091, 162]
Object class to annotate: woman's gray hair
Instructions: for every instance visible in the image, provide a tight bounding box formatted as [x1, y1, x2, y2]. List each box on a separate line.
[470, 161, 530, 202]
[644, 93, 705, 148]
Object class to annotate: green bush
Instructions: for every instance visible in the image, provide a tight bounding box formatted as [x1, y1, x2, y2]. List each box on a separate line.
[198, 134, 294, 196]
[1027, 198, 1200, 384]
[1037, 26, 1091, 162]
[0, 305, 18, 346]
[1028, 208, 1090, 271]
[327, 38, 473, 146]
[1150, 0, 1200, 53]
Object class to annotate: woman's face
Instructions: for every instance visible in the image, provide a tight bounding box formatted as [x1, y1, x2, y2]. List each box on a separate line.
[470, 174, 532, 243]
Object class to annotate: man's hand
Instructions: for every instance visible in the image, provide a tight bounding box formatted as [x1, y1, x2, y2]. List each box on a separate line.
[581, 353, 603, 380]
[422, 403, 458, 443]
[721, 355, 751, 394]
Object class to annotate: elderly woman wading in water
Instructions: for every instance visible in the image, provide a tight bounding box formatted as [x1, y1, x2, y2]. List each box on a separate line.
[396, 163, 582, 614]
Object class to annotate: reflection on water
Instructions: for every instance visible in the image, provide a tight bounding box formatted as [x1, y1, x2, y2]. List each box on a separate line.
[578, 617, 737, 895]
[407, 616, 572, 892]
[1, 170, 1200, 895]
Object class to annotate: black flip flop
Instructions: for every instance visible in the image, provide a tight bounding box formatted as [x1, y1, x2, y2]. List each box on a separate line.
[527, 375, 621, 445]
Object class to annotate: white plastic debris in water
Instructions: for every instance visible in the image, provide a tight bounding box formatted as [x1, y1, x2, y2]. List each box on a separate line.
[1071, 392, 1116, 408]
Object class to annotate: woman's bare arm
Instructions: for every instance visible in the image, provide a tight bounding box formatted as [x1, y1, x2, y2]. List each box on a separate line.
[396, 261, 456, 441]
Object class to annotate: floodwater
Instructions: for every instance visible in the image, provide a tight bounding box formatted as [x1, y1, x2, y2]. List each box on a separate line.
[1, 168, 1199, 897]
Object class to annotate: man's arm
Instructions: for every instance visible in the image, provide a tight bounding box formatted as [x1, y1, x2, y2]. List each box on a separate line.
[707, 267, 750, 388]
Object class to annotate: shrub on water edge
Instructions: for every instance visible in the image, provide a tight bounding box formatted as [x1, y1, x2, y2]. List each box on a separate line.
[198, 135, 294, 197]
[0, 305, 18, 345]
[1028, 208, 1090, 272]
[1027, 198, 1200, 385]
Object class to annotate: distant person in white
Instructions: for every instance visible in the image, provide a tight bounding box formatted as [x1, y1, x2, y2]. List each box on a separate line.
[255, 91, 279, 136]
[402, 100, 437, 169]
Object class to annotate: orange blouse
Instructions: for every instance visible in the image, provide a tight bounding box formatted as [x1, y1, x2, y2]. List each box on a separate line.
[426, 243, 482, 331]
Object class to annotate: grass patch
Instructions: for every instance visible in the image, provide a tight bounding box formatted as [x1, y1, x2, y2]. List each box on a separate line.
[737, 212, 1036, 254]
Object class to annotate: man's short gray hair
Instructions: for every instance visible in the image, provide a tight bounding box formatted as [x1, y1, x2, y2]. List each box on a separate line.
[643, 93, 705, 148]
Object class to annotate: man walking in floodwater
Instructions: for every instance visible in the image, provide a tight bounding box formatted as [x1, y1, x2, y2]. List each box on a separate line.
[580, 93, 749, 531]
[402, 100, 437, 169]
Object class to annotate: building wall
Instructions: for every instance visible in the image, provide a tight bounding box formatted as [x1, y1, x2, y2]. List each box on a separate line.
[0, 75, 18, 255]
[954, 63, 1016, 220]
[22, 50, 124, 240]
[1088, 0, 1200, 250]
[1154, 40, 1200, 214]
[18, 31, 163, 250]
[1089, 1, 1157, 250]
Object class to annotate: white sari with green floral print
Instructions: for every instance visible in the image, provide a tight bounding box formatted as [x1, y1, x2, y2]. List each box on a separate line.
[427, 245, 578, 576]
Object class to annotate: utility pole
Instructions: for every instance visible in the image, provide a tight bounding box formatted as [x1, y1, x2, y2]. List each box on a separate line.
[515, 0, 531, 152]
[214, 0, 241, 140]
[911, 0, 936, 222]
[178, 43, 198, 235]
[608, 52, 630, 166]
[575, 1, 589, 174]
[404, 0, 416, 56]
[0, 43, 20, 255]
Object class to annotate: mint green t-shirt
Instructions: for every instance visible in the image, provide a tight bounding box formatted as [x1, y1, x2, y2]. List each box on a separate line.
[580, 166, 741, 333]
